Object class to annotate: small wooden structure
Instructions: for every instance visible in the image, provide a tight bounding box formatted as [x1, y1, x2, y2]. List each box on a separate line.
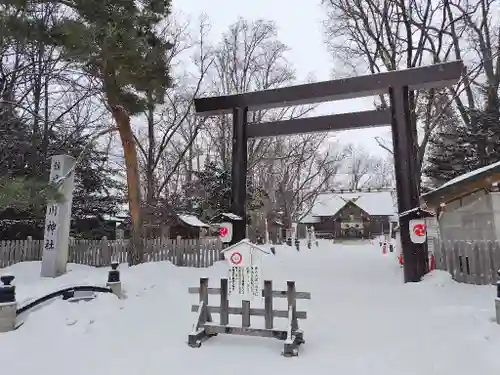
[420, 161, 500, 284]
[187, 277, 311, 357]
[169, 214, 209, 239]
[421, 160, 500, 242]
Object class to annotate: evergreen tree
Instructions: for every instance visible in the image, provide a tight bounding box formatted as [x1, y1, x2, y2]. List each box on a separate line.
[183, 161, 232, 220]
[423, 90, 469, 188]
[183, 161, 266, 222]
[0, 176, 62, 211]
[424, 125, 471, 187]
[463, 88, 500, 170]
[425, 88, 500, 189]
[65, 140, 125, 221]
[5, 0, 173, 262]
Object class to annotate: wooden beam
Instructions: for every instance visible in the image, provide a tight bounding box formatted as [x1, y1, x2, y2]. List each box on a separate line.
[194, 61, 464, 115]
[247, 109, 391, 138]
[188, 286, 311, 300]
[190, 304, 308, 319]
[203, 322, 287, 340]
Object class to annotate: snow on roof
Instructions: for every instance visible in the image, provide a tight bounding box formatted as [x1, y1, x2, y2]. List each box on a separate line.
[309, 190, 396, 217]
[221, 213, 243, 220]
[178, 215, 209, 227]
[299, 215, 321, 224]
[221, 239, 271, 254]
[422, 159, 500, 200]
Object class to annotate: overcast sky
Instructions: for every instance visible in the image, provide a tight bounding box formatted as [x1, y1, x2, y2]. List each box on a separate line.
[175, 0, 392, 155]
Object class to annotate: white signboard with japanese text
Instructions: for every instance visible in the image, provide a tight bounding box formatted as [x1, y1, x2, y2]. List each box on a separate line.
[409, 219, 427, 244]
[41, 155, 76, 277]
[224, 240, 268, 301]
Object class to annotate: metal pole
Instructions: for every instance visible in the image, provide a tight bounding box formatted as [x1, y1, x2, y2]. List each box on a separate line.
[389, 86, 427, 282]
[230, 106, 248, 245]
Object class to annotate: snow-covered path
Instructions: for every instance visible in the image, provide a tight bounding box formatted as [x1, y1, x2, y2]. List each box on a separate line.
[0, 242, 499, 375]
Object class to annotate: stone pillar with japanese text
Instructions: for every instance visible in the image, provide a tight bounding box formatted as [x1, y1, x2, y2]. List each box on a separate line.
[40, 155, 76, 277]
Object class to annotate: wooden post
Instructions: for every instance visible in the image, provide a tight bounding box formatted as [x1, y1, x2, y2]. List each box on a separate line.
[242, 300, 251, 328]
[220, 278, 229, 326]
[229, 106, 248, 246]
[287, 281, 298, 332]
[264, 280, 273, 329]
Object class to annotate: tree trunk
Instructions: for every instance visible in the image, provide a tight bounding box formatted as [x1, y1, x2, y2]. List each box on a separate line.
[111, 105, 144, 265]
[145, 94, 156, 239]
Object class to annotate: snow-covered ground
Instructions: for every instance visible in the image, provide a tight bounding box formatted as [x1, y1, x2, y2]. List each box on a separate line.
[1, 241, 499, 375]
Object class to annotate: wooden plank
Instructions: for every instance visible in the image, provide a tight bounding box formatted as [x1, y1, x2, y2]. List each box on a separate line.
[188, 285, 311, 299]
[1, 241, 5, 268]
[18, 239, 23, 263]
[483, 241, 494, 284]
[35, 240, 40, 260]
[36, 240, 42, 260]
[166, 239, 173, 262]
[453, 241, 461, 282]
[175, 237, 183, 266]
[25, 239, 31, 262]
[492, 241, 500, 283]
[473, 241, 483, 284]
[463, 241, 471, 283]
[485, 241, 495, 285]
[29, 240, 35, 261]
[8, 240, 14, 266]
[446, 241, 454, 277]
[203, 322, 287, 340]
[264, 280, 273, 329]
[190, 304, 308, 319]
[0, 241, 5, 268]
[157, 239, 163, 262]
[195, 240, 201, 268]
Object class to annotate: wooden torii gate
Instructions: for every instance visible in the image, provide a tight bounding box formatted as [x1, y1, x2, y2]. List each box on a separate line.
[194, 61, 464, 283]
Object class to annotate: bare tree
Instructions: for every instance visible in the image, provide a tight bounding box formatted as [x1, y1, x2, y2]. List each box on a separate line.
[441, 0, 500, 120]
[196, 18, 342, 234]
[202, 18, 316, 170]
[252, 136, 346, 234]
[370, 156, 396, 189]
[341, 144, 376, 189]
[134, 15, 213, 216]
[1, 2, 106, 177]
[321, 0, 477, 187]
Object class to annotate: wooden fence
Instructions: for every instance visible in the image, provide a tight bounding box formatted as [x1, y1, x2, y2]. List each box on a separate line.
[0, 237, 223, 269]
[432, 239, 500, 285]
[187, 277, 310, 356]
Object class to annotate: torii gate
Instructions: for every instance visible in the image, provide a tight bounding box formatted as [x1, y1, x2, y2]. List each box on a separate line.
[194, 61, 464, 283]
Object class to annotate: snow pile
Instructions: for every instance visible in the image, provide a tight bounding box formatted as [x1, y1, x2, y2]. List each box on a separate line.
[421, 269, 455, 287]
[0, 240, 499, 375]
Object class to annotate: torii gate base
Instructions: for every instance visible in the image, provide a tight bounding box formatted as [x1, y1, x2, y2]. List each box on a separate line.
[194, 61, 463, 283]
